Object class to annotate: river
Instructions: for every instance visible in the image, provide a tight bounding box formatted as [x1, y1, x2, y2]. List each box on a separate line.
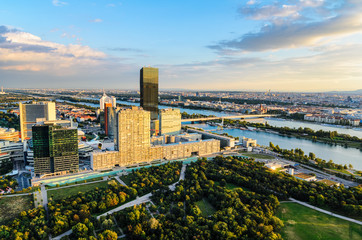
[58, 99, 362, 170]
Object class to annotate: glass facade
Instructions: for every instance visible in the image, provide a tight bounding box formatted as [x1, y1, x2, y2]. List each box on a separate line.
[33, 125, 78, 175]
[140, 67, 159, 120]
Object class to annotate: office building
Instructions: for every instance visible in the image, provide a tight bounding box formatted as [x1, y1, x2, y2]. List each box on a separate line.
[32, 124, 78, 176]
[140, 67, 159, 120]
[159, 108, 181, 135]
[19, 102, 56, 142]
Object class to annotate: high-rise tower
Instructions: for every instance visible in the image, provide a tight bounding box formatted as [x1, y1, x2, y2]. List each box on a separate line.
[140, 67, 159, 120]
[19, 102, 56, 142]
[33, 124, 78, 175]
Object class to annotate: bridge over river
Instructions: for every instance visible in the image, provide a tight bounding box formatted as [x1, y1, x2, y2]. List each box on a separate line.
[181, 114, 278, 123]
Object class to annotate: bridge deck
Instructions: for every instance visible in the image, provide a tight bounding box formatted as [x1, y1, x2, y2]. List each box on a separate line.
[181, 114, 277, 122]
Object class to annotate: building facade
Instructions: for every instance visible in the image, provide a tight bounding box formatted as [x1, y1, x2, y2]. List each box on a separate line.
[91, 107, 220, 170]
[140, 67, 159, 120]
[115, 107, 151, 165]
[33, 124, 79, 175]
[159, 108, 181, 135]
[19, 102, 56, 142]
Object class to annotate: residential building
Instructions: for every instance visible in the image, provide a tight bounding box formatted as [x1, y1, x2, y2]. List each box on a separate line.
[140, 67, 159, 120]
[19, 101, 56, 142]
[91, 107, 220, 170]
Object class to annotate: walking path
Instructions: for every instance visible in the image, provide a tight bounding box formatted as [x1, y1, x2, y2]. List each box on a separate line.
[169, 164, 186, 191]
[115, 176, 127, 186]
[289, 198, 362, 225]
[97, 193, 152, 219]
[1, 192, 32, 198]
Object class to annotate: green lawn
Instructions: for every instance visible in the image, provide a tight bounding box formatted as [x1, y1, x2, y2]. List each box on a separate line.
[0, 194, 33, 225]
[214, 181, 251, 192]
[48, 180, 109, 201]
[241, 153, 275, 160]
[120, 175, 131, 186]
[276, 202, 362, 240]
[195, 198, 216, 217]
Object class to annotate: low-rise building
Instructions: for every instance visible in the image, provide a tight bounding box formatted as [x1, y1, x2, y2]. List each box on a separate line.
[294, 173, 317, 182]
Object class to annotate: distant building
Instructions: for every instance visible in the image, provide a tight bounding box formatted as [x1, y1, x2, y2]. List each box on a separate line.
[294, 173, 316, 182]
[19, 102, 56, 142]
[159, 108, 181, 136]
[0, 128, 20, 142]
[242, 137, 257, 148]
[32, 124, 79, 176]
[317, 179, 340, 187]
[100, 92, 116, 110]
[140, 67, 159, 120]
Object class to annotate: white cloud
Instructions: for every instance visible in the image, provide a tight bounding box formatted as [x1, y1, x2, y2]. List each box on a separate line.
[52, 0, 67, 7]
[89, 18, 103, 23]
[0, 26, 108, 74]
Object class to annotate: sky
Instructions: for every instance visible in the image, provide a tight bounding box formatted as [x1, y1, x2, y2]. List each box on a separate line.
[0, 0, 362, 92]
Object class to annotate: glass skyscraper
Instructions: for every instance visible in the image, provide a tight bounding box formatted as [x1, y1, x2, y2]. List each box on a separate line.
[140, 67, 159, 120]
[33, 125, 78, 175]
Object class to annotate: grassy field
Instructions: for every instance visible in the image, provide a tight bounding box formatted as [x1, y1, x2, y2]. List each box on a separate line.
[214, 181, 251, 192]
[276, 202, 362, 240]
[0, 195, 33, 225]
[120, 175, 131, 186]
[46, 176, 104, 189]
[48, 180, 109, 201]
[241, 153, 275, 160]
[195, 198, 216, 217]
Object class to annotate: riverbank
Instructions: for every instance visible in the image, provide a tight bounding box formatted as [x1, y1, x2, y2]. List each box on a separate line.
[217, 118, 362, 151]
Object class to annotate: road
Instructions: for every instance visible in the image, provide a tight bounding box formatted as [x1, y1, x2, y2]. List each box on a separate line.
[289, 198, 362, 225]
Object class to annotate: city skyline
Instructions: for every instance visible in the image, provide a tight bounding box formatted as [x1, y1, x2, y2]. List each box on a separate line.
[1, 0, 362, 91]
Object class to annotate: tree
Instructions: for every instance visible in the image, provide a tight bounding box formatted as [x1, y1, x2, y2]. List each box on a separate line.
[98, 230, 117, 240]
[72, 223, 88, 238]
[309, 152, 315, 160]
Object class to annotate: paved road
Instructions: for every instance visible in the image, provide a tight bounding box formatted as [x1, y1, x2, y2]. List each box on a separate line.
[289, 198, 362, 225]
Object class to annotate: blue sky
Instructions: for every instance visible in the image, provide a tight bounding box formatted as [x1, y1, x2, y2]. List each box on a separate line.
[1, 0, 362, 91]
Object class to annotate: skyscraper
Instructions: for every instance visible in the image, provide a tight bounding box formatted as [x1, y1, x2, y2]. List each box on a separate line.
[19, 102, 56, 142]
[115, 107, 151, 165]
[33, 124, 78, 176]
[140, 67, 159, 120]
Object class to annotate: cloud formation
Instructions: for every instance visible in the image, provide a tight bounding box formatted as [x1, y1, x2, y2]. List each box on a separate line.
[209, 0, 362, 52]
[52, 0, 67, 7]
[0, 25, 107, 73]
